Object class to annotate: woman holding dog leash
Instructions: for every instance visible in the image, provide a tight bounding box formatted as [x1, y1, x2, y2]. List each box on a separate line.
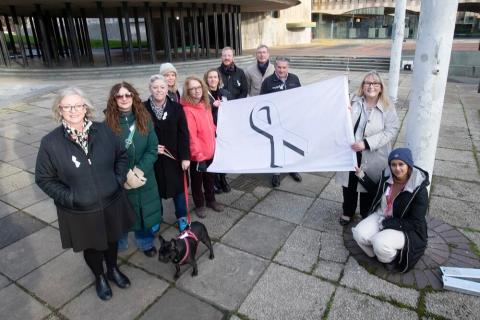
[105, 82, 162, 258]
[181, 76, 224, 218]
[36, 87, 136, 301]
[144, 74, 191, 233]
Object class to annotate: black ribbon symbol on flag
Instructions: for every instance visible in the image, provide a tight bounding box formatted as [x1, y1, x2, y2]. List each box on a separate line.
[249, 102, 308, 168]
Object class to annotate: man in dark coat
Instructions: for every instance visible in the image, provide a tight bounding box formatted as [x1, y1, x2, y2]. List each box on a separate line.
[260, 56, 303, 187]
[144, 75, 190, 232]
[218, 46, 248, 100]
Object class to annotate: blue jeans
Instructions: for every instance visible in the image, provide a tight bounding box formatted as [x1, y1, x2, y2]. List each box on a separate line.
[118, 229, 155, 252]
[173, 192, 187, 219]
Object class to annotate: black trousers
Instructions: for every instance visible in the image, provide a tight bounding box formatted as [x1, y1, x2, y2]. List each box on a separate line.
[190, 160, 215, 207]
[83, 242, 118, 276]
[342, 171, 376, 219]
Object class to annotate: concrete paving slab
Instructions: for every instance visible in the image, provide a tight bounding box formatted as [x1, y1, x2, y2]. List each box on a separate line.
[230, 192, 259, 212]
[433, 159, 480, 182]
[191, 206, 244, 240]
[425, 291, 480, 320]
[0, 200, 16, 219]
[0, 144, 38, 162]
[139, 288, 224, 320]
[0, 273, 11, 289]
[60, 265, 169, 320]
[8, 153, 37, 172]
[276, 173, 330, 198]
[431, 176, 480, 203]
[239, 263, 335, 320]
[435, 147, 476, 164]
[0, 211, 46, 249]
[328, 287, 417, 320]
[0, 284, 51, 320]
[18, 250, 92, 308]
[429, 196, 480, 230]
[0, 184, 49, 209]
[0, 226, 64, 280]
[252, 190, 314, 224]
[23, 198, 58, 223]
[459, 229, 480, 250]
[176, 243, 268, 311]
[340, 257, 419, 308]
[215, 188, 244, 205]
[274, 226, 322, 272]
[0, 162, 22, 178]
[0, 171, 35, 196]
[252, 186, 271, 199]
[302, 198, 343, 233]
[313, 260, 344, 282]
[319, 231, 350, 263]
[222, 212, 295, 259]
[318, 178, 343, 203]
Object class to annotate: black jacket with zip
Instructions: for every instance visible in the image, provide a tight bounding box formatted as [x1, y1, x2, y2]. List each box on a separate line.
[358, 166, 429, 272]
[35, 122, 128, 212]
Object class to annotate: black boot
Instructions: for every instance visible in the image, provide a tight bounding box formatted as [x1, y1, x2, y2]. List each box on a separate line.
[107, 266, 131, 289]
[219, 174, 231, 193]
[214, 174, 223, 194]
[95, 274, 112, 301]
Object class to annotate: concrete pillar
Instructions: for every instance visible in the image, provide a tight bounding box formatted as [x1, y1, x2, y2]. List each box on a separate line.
[122, 2, 135, 64]
[388, 0, 406, 105]
[29, 16, 41, 58]
[405, 0, 458, 180]
[97, 1, 111, 66]
[10, 6, 28, 66]
[144, 2, 156, 64]
[213, 4, 219, 58]
[203, 4, 210, 58]
[21, 16, 34, 58]
[179, 3, 187, 61]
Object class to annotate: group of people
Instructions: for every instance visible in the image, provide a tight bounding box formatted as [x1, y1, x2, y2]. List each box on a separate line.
[34, 45, 429, 302]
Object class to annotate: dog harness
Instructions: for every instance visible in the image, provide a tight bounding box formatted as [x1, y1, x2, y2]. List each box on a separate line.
[175, 229, 199, 265]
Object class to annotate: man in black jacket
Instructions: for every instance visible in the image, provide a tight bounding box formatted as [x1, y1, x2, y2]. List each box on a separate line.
[218, 46, 248, 100]
[260, 56, 302, 187]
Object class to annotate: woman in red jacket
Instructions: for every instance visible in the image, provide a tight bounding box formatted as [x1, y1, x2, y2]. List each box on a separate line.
[180, 76, 224, 218]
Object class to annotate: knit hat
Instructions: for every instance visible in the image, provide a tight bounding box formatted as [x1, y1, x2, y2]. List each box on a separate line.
[159, 63, 177, 76]
[388, 148, 414, 168]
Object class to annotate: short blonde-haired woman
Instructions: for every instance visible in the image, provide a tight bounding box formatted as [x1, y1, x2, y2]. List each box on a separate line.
[336, 71, 399, 226]
[36, 87, 136, 301]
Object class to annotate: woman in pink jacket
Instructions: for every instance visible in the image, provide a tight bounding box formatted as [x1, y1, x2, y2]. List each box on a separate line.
[180, 76, 224, 218]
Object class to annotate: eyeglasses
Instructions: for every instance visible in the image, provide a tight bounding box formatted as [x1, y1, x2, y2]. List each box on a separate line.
[115, 93, 133, 99]
[59, 104, 86, 112]
[188, 86, 203, 92]
[363, 82, 381, 88]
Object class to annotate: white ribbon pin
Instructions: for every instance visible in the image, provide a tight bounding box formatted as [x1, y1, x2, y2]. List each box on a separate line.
[71, 155, 80, 168]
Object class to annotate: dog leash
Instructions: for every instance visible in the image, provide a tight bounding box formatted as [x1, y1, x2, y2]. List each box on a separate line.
[162, 147, 192, 226]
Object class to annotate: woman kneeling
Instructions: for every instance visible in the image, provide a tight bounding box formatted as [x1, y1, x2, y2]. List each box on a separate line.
[352, 148, 429, 273]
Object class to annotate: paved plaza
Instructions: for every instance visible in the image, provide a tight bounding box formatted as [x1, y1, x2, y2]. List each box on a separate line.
[0, 57, 479, 320]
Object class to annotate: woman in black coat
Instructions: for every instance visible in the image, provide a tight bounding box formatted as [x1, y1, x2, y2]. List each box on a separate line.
[352, 148, 429, 273]
[204, 68, 233, 193]
[35, 87, 135, 301]
[144, 74, 191, 232]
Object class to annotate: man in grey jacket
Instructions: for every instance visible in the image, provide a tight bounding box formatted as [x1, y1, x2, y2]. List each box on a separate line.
[245, 44, 275, 97]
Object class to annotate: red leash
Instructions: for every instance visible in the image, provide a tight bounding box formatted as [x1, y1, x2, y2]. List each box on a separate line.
[162, 147, 191, 225]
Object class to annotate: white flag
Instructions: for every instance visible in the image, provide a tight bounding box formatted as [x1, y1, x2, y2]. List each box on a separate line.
[208, 76, 356, 173]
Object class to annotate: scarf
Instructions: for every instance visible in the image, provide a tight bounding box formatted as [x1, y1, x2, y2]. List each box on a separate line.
[257, 60, 269, 76]
[221, 63, 236, 76]
[150, 97, 167, 120]
[63, 119, 92, 155]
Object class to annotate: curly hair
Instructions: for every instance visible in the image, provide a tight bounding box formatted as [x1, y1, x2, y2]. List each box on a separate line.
[104, 82, 150, 135]
[181, 76, 211, 110]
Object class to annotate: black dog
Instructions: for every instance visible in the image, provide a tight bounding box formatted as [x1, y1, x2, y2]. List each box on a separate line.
[158, 221, 214, 279]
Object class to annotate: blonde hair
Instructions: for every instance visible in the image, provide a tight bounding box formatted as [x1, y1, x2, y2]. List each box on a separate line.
[355, 70, 390, 107]
[181, 76, 211, 110]
[51, 87, 95, 122]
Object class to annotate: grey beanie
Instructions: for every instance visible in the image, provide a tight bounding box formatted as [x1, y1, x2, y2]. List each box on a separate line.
[159, 63, 177, 76]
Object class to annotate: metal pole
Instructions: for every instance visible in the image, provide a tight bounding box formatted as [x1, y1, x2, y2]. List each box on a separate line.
[133, 7, 141, 62]
[9, 6, 28, 66]
[97, 1, 111, 66]
[144, 1, 156, 64]
[213, 4, 219, 58]
[162, 2, 171, 62]
[21, 16, 34, 58]
[122, 2, 135, 64]
[405, 0, 459, 180]
[388, 0, 406, 105]
[178, 3, 187, 61]
[203, 4, 210, 58]
[29, 16, 40, 58]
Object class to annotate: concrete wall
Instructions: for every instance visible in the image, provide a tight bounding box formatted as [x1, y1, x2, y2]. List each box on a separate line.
[241, 0, 312, 49]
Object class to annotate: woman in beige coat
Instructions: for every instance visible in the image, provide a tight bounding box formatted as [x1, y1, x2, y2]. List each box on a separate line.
[336, 71, 399, 226]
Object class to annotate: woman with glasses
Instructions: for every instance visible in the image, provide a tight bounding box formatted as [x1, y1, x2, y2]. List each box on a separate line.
[35, 87, 136, 301]
[180, 76, 224, 218]
[204, 68, 232, 194]
[144, 75, 191, 232]
[336, 71, 399, 226]
[104, 82, 162, 258]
